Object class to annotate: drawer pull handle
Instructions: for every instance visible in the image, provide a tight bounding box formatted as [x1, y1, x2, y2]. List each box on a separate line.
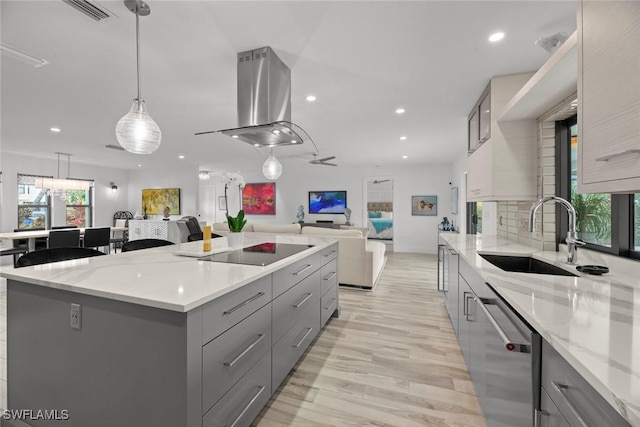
[293, 293, 313, 308]
[293, 327, 313, 348]
[324, 298, 336, 310]
[323, 250, 336, 257]
[224, 334, 265, 368]
[226, 385, 266, 427]
[595, 149, 640, 162]
[477, 298, 530, 353]
[323, 272, 336, 281]
[292, 264, 313, 276]
[223, 292, 265, 315]
[552, 382, 589, 427]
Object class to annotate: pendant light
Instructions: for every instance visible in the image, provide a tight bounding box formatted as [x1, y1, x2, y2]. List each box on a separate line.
[34, 153, 92, 200]
[262, 149, 283, 180]
[115, 0, 161, 154]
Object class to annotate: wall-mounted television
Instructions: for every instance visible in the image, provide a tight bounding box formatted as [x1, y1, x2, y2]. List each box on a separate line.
[309, 191, 347, 214]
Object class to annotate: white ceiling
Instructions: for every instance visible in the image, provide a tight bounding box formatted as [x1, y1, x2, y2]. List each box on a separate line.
[1, 0, 577, 175]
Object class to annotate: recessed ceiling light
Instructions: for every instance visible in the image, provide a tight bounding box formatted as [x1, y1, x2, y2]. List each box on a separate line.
[178, 155, 185, 159]
[402, 155, 408, 159]
[291, 140, 298, 144]
[489, 32, 505, 42]
[232, 135, 239, 139]
[399, 136, 407, 141]
[137, 164, 142, 167]
[306, 95, 316, 102]
[254, 143, 261, 147]
[395, 108, 405, 114]
[50, 127, 61, 133]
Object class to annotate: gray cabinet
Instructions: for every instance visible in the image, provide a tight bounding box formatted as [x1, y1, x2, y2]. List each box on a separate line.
[540, 388, 571, 427]
[445, 247, 459, 336]
[541, 340, 630, 427]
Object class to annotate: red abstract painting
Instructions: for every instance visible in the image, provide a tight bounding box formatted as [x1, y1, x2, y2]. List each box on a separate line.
[242, 183, 276, 215]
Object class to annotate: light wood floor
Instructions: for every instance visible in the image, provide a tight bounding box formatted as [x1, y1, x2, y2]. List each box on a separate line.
[254, 252, 486, 427]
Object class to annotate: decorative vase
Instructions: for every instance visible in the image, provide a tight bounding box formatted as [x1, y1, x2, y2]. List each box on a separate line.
[227, 231, 244, 248]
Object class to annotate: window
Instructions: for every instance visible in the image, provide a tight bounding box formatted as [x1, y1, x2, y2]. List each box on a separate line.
[65, 187, 93, 228]
[17, 174, 51, 229]
[557, 117, 639, 259]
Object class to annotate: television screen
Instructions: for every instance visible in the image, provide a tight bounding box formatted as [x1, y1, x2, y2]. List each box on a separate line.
[309, 191, 347, 214]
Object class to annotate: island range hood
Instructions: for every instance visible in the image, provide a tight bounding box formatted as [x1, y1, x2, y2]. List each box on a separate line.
[216, 46, 310, 147]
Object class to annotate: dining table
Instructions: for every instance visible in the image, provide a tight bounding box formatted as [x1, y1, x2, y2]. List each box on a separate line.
[0, 227, 128, 252]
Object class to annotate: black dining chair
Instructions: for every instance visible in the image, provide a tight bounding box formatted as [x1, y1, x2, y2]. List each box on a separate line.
[83, 227, 112, 253]
[110, 219, 128, 253]
[16, 247, 106, 268]
[0, 246, 27, 268]
[121, 239, 175, 252]
[14, 228, 48, 251]
[48, 229, 81, 249]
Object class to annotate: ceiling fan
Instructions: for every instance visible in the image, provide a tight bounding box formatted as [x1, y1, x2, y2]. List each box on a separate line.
[372, 179, 391, 184]
[309, 153, 338, 166]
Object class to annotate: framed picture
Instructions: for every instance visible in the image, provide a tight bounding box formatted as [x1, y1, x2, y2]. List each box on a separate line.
[451, 187, 458, 214]
[412, 195, 437, 216]
[242, 182, 276, 215]
[142, 188, 181, 215]
[218, 196, 227, 210]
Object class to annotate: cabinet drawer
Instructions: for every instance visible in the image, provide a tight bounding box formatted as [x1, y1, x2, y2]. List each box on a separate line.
[203, 351, 272, 427]
[273, 253, 320, 297]
[320, 258, 338, 295]
[541, 341, 630, 427]
[319, 244, 338, 263]
[272, 302, 320, 393]
[272, 270, 320, 344]
[320, 283, 338, 327]
[541, 387, 571, 427]
[202, 275, 271, 344]
[202, 303, 271, 414]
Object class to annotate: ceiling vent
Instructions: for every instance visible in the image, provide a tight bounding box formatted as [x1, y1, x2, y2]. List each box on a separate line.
[63, 0, 118, 22]
[104, 144, 125, 151]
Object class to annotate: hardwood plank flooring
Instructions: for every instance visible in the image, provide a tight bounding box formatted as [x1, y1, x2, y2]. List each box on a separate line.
[254, 252, 486, 427]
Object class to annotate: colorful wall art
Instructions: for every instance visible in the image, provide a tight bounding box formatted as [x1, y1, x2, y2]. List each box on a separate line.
[142, 188, 181, 215]
[411, 195, 437, 216]
[242, 183, 276, 215]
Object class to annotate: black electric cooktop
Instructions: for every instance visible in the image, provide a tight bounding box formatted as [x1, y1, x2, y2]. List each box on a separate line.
[199, 243, 314, 266]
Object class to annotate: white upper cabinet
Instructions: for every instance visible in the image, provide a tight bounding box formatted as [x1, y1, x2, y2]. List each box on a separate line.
[578, 0, 640, 193]
[467, 73, 537, 202]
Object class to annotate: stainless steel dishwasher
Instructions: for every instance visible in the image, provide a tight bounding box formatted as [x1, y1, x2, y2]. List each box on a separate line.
[472, 284, 542, 427]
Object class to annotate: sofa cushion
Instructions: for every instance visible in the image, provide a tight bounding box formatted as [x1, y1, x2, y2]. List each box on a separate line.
[301, 227, 363, 238]
[252, 223, 301, 234]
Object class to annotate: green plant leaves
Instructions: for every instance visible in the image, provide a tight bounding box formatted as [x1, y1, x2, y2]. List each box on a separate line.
[226, 209, 247, 232]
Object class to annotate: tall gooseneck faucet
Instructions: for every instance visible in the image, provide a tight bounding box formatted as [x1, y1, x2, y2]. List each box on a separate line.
[529, 196, 585, 265]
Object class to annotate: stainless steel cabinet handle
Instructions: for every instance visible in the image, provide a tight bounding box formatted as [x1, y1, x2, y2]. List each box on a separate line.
[465, 295, 475, 321]
[463, 292, 471, 316]
[323, 250, 336, 257]
[292, 264, 312, 276]
[477, 298, 530, 353]
[223, 292, 265, 315]
[324, 298, 336, 310]
[293, 327, 313, 348]
[293, 293, 313, 308]
[534, 408, 549, 427]
[226, 385, 266, 427]
[223, 334, 265, 367]
[552, 382, 589, 427]
[595, 149, 640, 162]
[323, 272, 336, 281]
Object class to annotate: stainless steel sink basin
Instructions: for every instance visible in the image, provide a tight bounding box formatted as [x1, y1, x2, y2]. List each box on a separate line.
[479, 254, 577, 277]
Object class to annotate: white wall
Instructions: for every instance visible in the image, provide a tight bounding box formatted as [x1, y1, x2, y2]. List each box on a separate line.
[211, 162, 455, 254]
[0, 152, 130, 232]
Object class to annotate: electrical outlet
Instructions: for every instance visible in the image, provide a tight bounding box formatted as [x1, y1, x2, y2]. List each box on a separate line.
[70, 303, 81, 330]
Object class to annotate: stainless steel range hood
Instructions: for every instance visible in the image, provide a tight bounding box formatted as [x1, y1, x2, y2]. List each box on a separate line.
[218, 47, 309, 147]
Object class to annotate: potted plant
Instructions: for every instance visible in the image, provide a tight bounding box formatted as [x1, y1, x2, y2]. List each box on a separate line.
[225, 209, 247, 247]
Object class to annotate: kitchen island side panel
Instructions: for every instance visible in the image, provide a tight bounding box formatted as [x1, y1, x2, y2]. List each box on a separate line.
[7, 280, 192, 427]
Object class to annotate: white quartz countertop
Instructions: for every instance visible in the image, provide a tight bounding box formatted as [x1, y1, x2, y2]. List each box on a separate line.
[439, 234, 640, 426]
[0, 234, 337, 313]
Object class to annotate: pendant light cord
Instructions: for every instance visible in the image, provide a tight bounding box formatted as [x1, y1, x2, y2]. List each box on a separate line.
[135, 7, 141, 101]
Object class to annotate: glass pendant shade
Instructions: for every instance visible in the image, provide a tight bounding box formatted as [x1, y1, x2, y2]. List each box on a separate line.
[116, 99, 162, 154]
[262, 151, 283, 180]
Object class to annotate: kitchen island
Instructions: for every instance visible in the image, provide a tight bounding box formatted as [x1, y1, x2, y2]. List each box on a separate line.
[0, 233, 340, 427]
[439, 233, 639, 427]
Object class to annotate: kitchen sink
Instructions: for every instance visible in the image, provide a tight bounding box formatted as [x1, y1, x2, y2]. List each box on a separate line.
[479, 254, 578, 277]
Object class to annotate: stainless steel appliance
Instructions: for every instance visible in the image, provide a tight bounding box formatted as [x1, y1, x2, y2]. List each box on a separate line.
[472, 283, 541, 427]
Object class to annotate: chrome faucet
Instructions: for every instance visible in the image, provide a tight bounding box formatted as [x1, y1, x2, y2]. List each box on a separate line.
[528, 196, 585, 265]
